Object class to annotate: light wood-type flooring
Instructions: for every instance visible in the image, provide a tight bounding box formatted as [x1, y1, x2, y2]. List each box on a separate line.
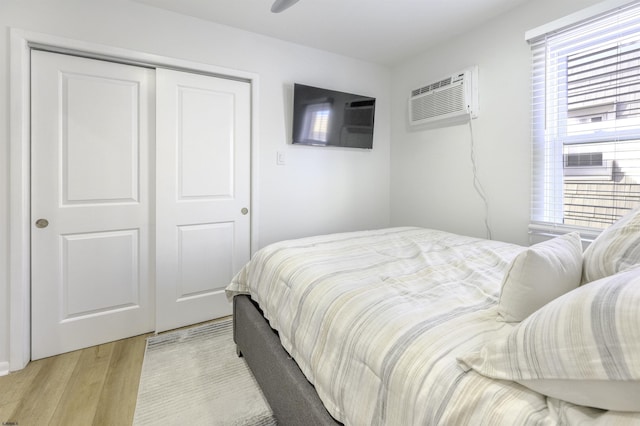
[0, 333, 150, 426]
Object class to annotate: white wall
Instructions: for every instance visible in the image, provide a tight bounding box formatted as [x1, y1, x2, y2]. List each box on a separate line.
[0, 0, 391, 371]
[390, 0, 603, 246]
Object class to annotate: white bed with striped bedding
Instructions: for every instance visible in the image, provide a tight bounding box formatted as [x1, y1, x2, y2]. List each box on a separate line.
[226, 226, 640, 425]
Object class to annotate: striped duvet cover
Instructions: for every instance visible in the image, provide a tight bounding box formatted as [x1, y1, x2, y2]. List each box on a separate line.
[226, 227, 636, 425]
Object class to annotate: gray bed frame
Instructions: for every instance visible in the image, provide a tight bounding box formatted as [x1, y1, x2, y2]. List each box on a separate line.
[233, 294, 341, 425]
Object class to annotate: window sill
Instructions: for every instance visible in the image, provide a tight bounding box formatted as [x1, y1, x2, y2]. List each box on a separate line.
[528, 222, 601, 248]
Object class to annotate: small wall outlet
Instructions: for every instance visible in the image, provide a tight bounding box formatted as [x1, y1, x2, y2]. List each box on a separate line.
[277, 151, 286, 165]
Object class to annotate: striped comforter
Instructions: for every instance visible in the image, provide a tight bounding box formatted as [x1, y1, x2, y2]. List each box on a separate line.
[226, 227, 634, 425]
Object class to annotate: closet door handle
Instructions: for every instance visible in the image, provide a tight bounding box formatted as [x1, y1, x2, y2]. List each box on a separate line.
[241, 208, 249, 215]
[35, 218, 49, 228]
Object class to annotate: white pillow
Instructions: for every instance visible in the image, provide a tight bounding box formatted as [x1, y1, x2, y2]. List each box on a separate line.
[459, 267, 640, 412]
[497, 232, 582, 322]
[583, 206, 640, 283]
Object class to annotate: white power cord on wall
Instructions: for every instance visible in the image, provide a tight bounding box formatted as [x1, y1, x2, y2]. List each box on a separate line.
[467, 112, 493, 240]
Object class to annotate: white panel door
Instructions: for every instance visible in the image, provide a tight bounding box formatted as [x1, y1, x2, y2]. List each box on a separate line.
[155, 69, 251, 332]
[31, 51, 155, 360]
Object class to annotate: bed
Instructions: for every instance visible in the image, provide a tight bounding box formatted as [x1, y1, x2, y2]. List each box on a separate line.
[226, 212, 640, 425]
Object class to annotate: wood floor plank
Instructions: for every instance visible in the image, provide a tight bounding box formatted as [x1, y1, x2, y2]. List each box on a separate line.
[7, 350, 82, 425]
[48, 343, 115, 426]
[0, 359, 44, 408]
[93, 333, 149, 426]
[0, 401, 20, 424]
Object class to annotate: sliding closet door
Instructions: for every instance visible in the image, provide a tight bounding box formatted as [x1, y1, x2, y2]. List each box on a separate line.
[31, 50, 155, 360]
[155, 69, 251, 332]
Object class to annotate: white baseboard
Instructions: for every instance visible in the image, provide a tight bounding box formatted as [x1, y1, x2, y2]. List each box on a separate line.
[0, 361, 10, 376]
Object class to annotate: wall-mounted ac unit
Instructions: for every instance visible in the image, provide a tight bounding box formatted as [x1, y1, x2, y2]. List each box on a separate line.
[409, 66, 478, 127]
[563, 152, 613, 180]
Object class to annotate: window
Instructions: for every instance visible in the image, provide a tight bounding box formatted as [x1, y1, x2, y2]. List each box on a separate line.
[529, 1, 640, 236]
[301, 102, 331, 143]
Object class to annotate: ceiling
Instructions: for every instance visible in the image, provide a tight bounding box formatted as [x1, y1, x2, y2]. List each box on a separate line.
[134, 0, 531, 65]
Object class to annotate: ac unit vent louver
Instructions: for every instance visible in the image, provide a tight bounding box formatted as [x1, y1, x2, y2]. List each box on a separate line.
[565, 152, 603, 167]
[409, 66, 478, 128]
[411, 77, 454, 98]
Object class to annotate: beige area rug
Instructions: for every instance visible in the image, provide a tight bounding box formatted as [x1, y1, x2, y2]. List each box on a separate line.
[133, 319, 277, 425]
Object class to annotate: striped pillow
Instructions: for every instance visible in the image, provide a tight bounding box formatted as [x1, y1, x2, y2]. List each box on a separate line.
[583, 206, 640, 283]
[459, 267, 640, 412]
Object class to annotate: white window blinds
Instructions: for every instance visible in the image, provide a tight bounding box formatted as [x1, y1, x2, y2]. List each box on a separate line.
[529, 1, 640, 236]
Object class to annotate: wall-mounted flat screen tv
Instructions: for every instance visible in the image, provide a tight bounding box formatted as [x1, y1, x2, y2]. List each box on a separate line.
[292, 83, 376, 149]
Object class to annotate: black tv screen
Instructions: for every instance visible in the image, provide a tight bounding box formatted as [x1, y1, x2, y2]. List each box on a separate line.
[292, 83, 375, 149]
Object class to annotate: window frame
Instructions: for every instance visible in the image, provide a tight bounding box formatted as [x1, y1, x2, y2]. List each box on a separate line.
[527, 0, 640, 241]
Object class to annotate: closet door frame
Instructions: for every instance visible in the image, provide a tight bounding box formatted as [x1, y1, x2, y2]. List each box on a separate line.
[8, 28, 260, 373]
